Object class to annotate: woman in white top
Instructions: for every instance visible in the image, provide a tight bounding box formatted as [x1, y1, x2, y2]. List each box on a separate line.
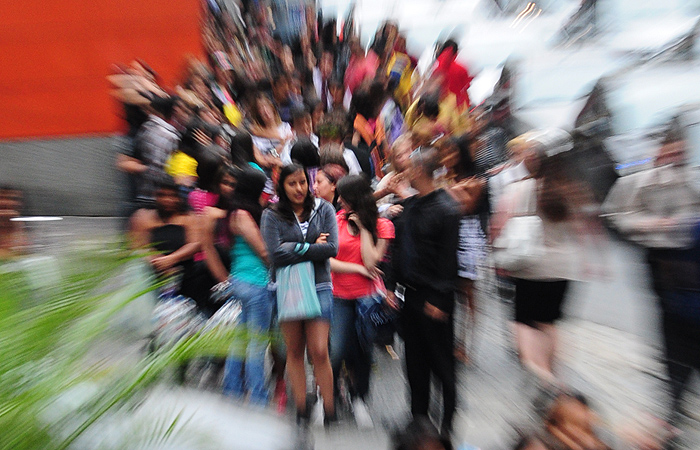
[492, 129, 602, 383]
[248, 94, 292, 193]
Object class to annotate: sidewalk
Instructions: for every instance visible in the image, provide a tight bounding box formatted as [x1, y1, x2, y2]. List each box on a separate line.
[17, 217, 700, 449]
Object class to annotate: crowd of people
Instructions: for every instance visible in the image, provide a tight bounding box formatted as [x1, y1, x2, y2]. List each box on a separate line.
[108, 1, 700, 449]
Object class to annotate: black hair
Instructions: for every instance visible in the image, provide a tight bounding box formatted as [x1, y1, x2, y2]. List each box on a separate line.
[291, 105, 311, 125]
[274, 163, 315, 222]
[181, 118, 221, 159]
[230, 131, 256, 167]
[421, 93, 441, 119]
[290, 138, 320, 169]
[305, 97, 322, 114]
[230, 166, 267, 226]
[272, 72, 291, 88]
[156, 176, 179, 193]
[392, 417, 453, 450]
[450, 135, 478, 180]
[150, 96, 180, 121]
[350, 87, 376, 120]
[440, 38, 459, 55]
[196, 147, 226, 192]
[336, 175, 378, 243]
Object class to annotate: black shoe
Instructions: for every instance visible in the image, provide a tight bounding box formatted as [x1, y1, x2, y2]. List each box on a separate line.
[323, 410, 338, 429]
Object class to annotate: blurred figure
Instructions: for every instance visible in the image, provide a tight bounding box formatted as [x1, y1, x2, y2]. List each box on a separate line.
[374, 134, 417, 219]
[0, 186, 29, 259]
[260, 164, 338, 432]
[313, 50, 335, 111]
[430, 39, 472, 110]
[603, 122, 700, 442]
[344, 37, 379, 96]
[329, 175, 395, 428]
[248, 93, 291, 195]
[437, 137, 487, 365]
[491, 129, 601, 383]
[220, 167, 272, 405]
[289, 138, 321, 188]
[129, 178, 199, 289]
[388, 147, 461, 438]
[470, 104, 509, 175]
[313, 164, 347, 209]
[229, 131, 259, 169]
[271, 73, 303, 123]
[281, 107, 319, 165]
[119, 96, 187, 207]
[327, 78, 349, 114]
[350, 83, 388, 180]
[209, 51, 244, 127]
[393, 416, 454, 450]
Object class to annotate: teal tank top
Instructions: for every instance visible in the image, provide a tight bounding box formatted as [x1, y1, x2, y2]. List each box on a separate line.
[230, 236, 269, 286]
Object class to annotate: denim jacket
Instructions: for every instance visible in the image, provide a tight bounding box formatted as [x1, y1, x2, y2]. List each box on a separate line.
[261, 199, 338, 289]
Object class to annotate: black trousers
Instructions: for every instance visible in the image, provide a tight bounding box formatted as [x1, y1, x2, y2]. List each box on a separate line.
[401, 289, 456, 435]
[661, 308, 700, 420]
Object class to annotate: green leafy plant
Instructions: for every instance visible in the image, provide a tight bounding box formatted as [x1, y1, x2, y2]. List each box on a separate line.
[0, 246, 261, 450]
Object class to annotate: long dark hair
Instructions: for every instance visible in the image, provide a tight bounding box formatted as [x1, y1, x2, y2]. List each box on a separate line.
[336, 175, 378, 243]
[230, 166, 266, 226]
[230, 131, 256, 167]
[537, 154, 572, 223]
[196, 147, 226, 192]
[290, 138, 320, 168]
[448, 135, 478, 180]
[274, 163, 315, 223]
[249, 94, 279, 127]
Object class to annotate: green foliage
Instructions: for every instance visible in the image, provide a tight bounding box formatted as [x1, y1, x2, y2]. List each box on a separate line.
[0, 246, 257, 450]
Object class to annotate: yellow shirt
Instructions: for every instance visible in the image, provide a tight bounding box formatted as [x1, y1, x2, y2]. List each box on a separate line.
[165, 151, 198, 178]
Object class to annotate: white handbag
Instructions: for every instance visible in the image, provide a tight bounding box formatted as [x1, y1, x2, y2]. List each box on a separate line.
[493, 179, 545, 272]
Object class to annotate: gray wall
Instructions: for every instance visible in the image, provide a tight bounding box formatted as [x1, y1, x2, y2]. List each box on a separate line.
[0, 136, 128, 216]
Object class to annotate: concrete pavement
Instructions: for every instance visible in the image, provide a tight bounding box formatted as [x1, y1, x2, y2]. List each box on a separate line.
[14, 218, 700, 449]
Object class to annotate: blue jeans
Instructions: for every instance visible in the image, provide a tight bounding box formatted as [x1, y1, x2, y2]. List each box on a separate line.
[329, 295, 375, 400]
[223, 278, 273, 405]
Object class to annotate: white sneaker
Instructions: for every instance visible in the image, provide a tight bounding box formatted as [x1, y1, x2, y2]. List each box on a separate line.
[311, 397, 325, 427]
[352, 398, 374, 429]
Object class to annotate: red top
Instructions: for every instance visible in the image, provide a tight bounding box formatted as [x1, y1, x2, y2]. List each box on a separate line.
[433, 49, 472, 108]
[332, 211, 395, 299]
[344, 51, 380, 94]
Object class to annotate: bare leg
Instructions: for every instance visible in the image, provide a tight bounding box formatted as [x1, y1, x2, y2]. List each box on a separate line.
[464, 278, 477, 360]
[280, 321, 308, 413]
[538, 323, 558, 375]
[305, 320, 335, 415]
[515, 322, 556, 383]
[454, 278, 471, 362]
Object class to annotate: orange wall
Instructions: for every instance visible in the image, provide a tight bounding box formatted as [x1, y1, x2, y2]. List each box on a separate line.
[0, 0, 203, 140]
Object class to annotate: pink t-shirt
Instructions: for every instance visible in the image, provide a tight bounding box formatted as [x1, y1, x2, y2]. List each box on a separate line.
[344, 51, 380, 94]
[188, 189, 220, 262]
[332, 211, 395, 299]
[188, 189, 219, 214]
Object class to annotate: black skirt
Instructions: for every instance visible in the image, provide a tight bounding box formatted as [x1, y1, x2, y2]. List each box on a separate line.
[514, 278, 569, 326]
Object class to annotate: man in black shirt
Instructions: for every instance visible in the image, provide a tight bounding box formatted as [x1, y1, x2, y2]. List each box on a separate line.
[388, 146, 461, 438]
